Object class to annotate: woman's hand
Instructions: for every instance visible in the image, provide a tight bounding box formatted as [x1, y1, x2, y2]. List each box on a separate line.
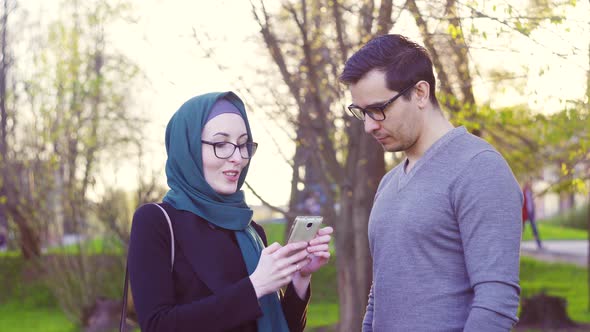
[298, 226, 333, 277]
[249, 241, 309, 299]
[290, 226, 333, 299]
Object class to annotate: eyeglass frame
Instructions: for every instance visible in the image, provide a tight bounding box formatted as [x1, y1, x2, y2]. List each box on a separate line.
[201, 140, 258, 159]
[347, 83, 417, 121]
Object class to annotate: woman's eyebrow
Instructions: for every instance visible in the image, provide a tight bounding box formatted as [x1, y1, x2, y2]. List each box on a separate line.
[212, 132, 249, 139]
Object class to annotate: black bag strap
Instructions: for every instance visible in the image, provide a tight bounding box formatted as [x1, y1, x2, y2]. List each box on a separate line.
[120, 203, 175, 332]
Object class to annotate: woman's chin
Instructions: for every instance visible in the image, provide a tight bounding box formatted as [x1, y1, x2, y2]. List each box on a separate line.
[214, 185, 238, 195]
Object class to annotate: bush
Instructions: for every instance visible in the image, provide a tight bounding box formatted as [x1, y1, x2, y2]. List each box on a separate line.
[543, 204, 588, 230]
[38, 253, 125, 325]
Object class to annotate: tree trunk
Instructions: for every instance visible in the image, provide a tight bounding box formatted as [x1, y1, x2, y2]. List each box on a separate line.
[518, 293, 577, 329]
[0, 0, 10, 251]
[587, 188, 590, 312]
[335, 125, 384, 331]
[586, 25, 590, 312]
[14, 214, 41, 259]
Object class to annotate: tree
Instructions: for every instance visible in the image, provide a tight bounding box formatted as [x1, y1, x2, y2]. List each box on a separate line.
[0, 0, 48, 259]
[249, 1, 394, 329]
[32, 0, 143, 321]
[190, 0, 586, 328]
[248, 0, 587, 329]
[0, 0, 146, 323]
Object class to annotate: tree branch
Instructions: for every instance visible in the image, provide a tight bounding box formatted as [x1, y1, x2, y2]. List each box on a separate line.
[244, 181, 290, 218]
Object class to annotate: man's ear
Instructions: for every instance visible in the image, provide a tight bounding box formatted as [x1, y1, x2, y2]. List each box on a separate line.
[414, 81, 430, 109]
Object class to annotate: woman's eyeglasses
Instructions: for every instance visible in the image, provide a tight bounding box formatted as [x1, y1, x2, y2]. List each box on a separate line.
[201, 141, 258, 159]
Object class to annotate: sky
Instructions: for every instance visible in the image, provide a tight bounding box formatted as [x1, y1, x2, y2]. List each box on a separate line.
[22, 0, 590, 207]
[101, 0, 296, 207]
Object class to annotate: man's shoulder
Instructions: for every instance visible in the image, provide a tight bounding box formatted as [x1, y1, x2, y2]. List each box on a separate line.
[446, 130, 500, 163]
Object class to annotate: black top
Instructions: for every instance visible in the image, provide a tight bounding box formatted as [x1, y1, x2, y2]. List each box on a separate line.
[128, 202, 310, 331]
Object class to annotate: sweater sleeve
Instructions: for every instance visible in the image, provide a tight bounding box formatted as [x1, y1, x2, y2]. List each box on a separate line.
[452, 151, 522, 331]
[128, 204, 262, 332]
[362, 282, 375, 332]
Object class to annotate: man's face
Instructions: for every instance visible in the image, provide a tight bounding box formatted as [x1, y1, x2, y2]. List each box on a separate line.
[349, 70, 421, 153]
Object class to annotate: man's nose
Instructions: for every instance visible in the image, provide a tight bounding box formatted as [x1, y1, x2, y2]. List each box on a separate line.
[364, 116, 380, 134]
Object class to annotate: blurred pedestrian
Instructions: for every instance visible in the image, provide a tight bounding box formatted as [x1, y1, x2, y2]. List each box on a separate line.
[522, 180, 543, 249]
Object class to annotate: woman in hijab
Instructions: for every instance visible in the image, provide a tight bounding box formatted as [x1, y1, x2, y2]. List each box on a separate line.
[127, 91, 333, 332]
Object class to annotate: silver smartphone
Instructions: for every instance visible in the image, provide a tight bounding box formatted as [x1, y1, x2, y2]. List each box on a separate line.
[287, 216, 323, 243]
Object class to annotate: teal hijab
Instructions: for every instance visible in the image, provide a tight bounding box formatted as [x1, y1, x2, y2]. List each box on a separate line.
[162, 91, 289, 332]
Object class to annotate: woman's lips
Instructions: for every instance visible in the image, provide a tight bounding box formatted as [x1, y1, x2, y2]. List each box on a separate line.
[223, 170, 240, 181]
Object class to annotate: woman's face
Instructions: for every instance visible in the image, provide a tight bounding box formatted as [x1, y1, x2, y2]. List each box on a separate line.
[201, 113, 250, 195]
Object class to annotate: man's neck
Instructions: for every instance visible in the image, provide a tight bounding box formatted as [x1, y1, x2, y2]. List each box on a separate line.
[404, 110, 454, 172]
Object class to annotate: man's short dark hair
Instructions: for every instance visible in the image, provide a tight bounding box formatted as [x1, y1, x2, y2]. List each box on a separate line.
[340, 34, 439, 107]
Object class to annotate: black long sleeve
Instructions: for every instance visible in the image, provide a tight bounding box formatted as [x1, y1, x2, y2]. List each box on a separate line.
[128, 204, 262, 331]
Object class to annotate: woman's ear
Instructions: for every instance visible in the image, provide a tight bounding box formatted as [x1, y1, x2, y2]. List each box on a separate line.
[414, 81, 430, 109]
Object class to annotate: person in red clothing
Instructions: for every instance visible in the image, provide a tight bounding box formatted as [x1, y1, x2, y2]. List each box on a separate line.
[522, 181, 542, 249]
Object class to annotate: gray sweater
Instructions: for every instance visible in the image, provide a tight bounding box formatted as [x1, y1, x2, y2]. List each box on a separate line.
[363, 127, 522, 332]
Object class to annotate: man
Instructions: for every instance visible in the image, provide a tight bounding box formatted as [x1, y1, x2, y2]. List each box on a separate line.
[339, 34, 522, 331]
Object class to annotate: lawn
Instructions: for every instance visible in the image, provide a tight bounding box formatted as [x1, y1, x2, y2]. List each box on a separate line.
[522, 222, 587, 241]
[0, 301, 76, 332]
[0, 223, 340, 331]
[0, 256, 78, 331]
[1, 222, 588, 331]
[261, 222, 340, 329]
[520, 256, 589, 324]
[45, 236, 124, 255]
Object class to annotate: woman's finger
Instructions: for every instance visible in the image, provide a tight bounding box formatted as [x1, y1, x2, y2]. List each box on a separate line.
[316, 226, 333, 236]
[309, 234, 331, 246]
[273, 241, 307, 258]
[307, 244, 329, 252]
[263, 242, 282, 254]
[282, 248, 310, 266]
[312, 251, 331, 259]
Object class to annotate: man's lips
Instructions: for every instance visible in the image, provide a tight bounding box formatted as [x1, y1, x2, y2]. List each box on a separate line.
[373, 135, 388, 143]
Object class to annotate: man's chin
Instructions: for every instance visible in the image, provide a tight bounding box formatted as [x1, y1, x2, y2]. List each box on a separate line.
[381, 142, 404, 153]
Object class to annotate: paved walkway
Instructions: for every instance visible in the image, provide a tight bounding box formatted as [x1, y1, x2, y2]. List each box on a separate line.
[521, 240, 588, 267]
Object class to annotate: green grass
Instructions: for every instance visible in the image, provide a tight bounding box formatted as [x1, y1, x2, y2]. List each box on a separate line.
[520, 256, 589, 323]
[261, 222, 287, 244]
[46, 236, 124, 255]
[541, 204, 588, 230]
[262, 222, 590, 328]
[0, 301, 77, 332]
[0, 224, 340, 331]
[0, 256, 78, 331]
[522, 223, 587, 241]
[262, 222, 340, 329]
[0, 250, 20, 257]
[1, 223, 588, 331]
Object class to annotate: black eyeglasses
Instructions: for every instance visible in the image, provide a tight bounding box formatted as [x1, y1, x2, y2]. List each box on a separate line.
[201, 140, 258, 159]
[347, 83, 416, 121]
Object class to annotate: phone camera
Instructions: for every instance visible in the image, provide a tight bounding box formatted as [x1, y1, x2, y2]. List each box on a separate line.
[306, 222, 313, 228]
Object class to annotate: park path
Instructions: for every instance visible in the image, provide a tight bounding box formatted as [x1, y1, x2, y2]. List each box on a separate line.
[521, 240, 588, 267]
